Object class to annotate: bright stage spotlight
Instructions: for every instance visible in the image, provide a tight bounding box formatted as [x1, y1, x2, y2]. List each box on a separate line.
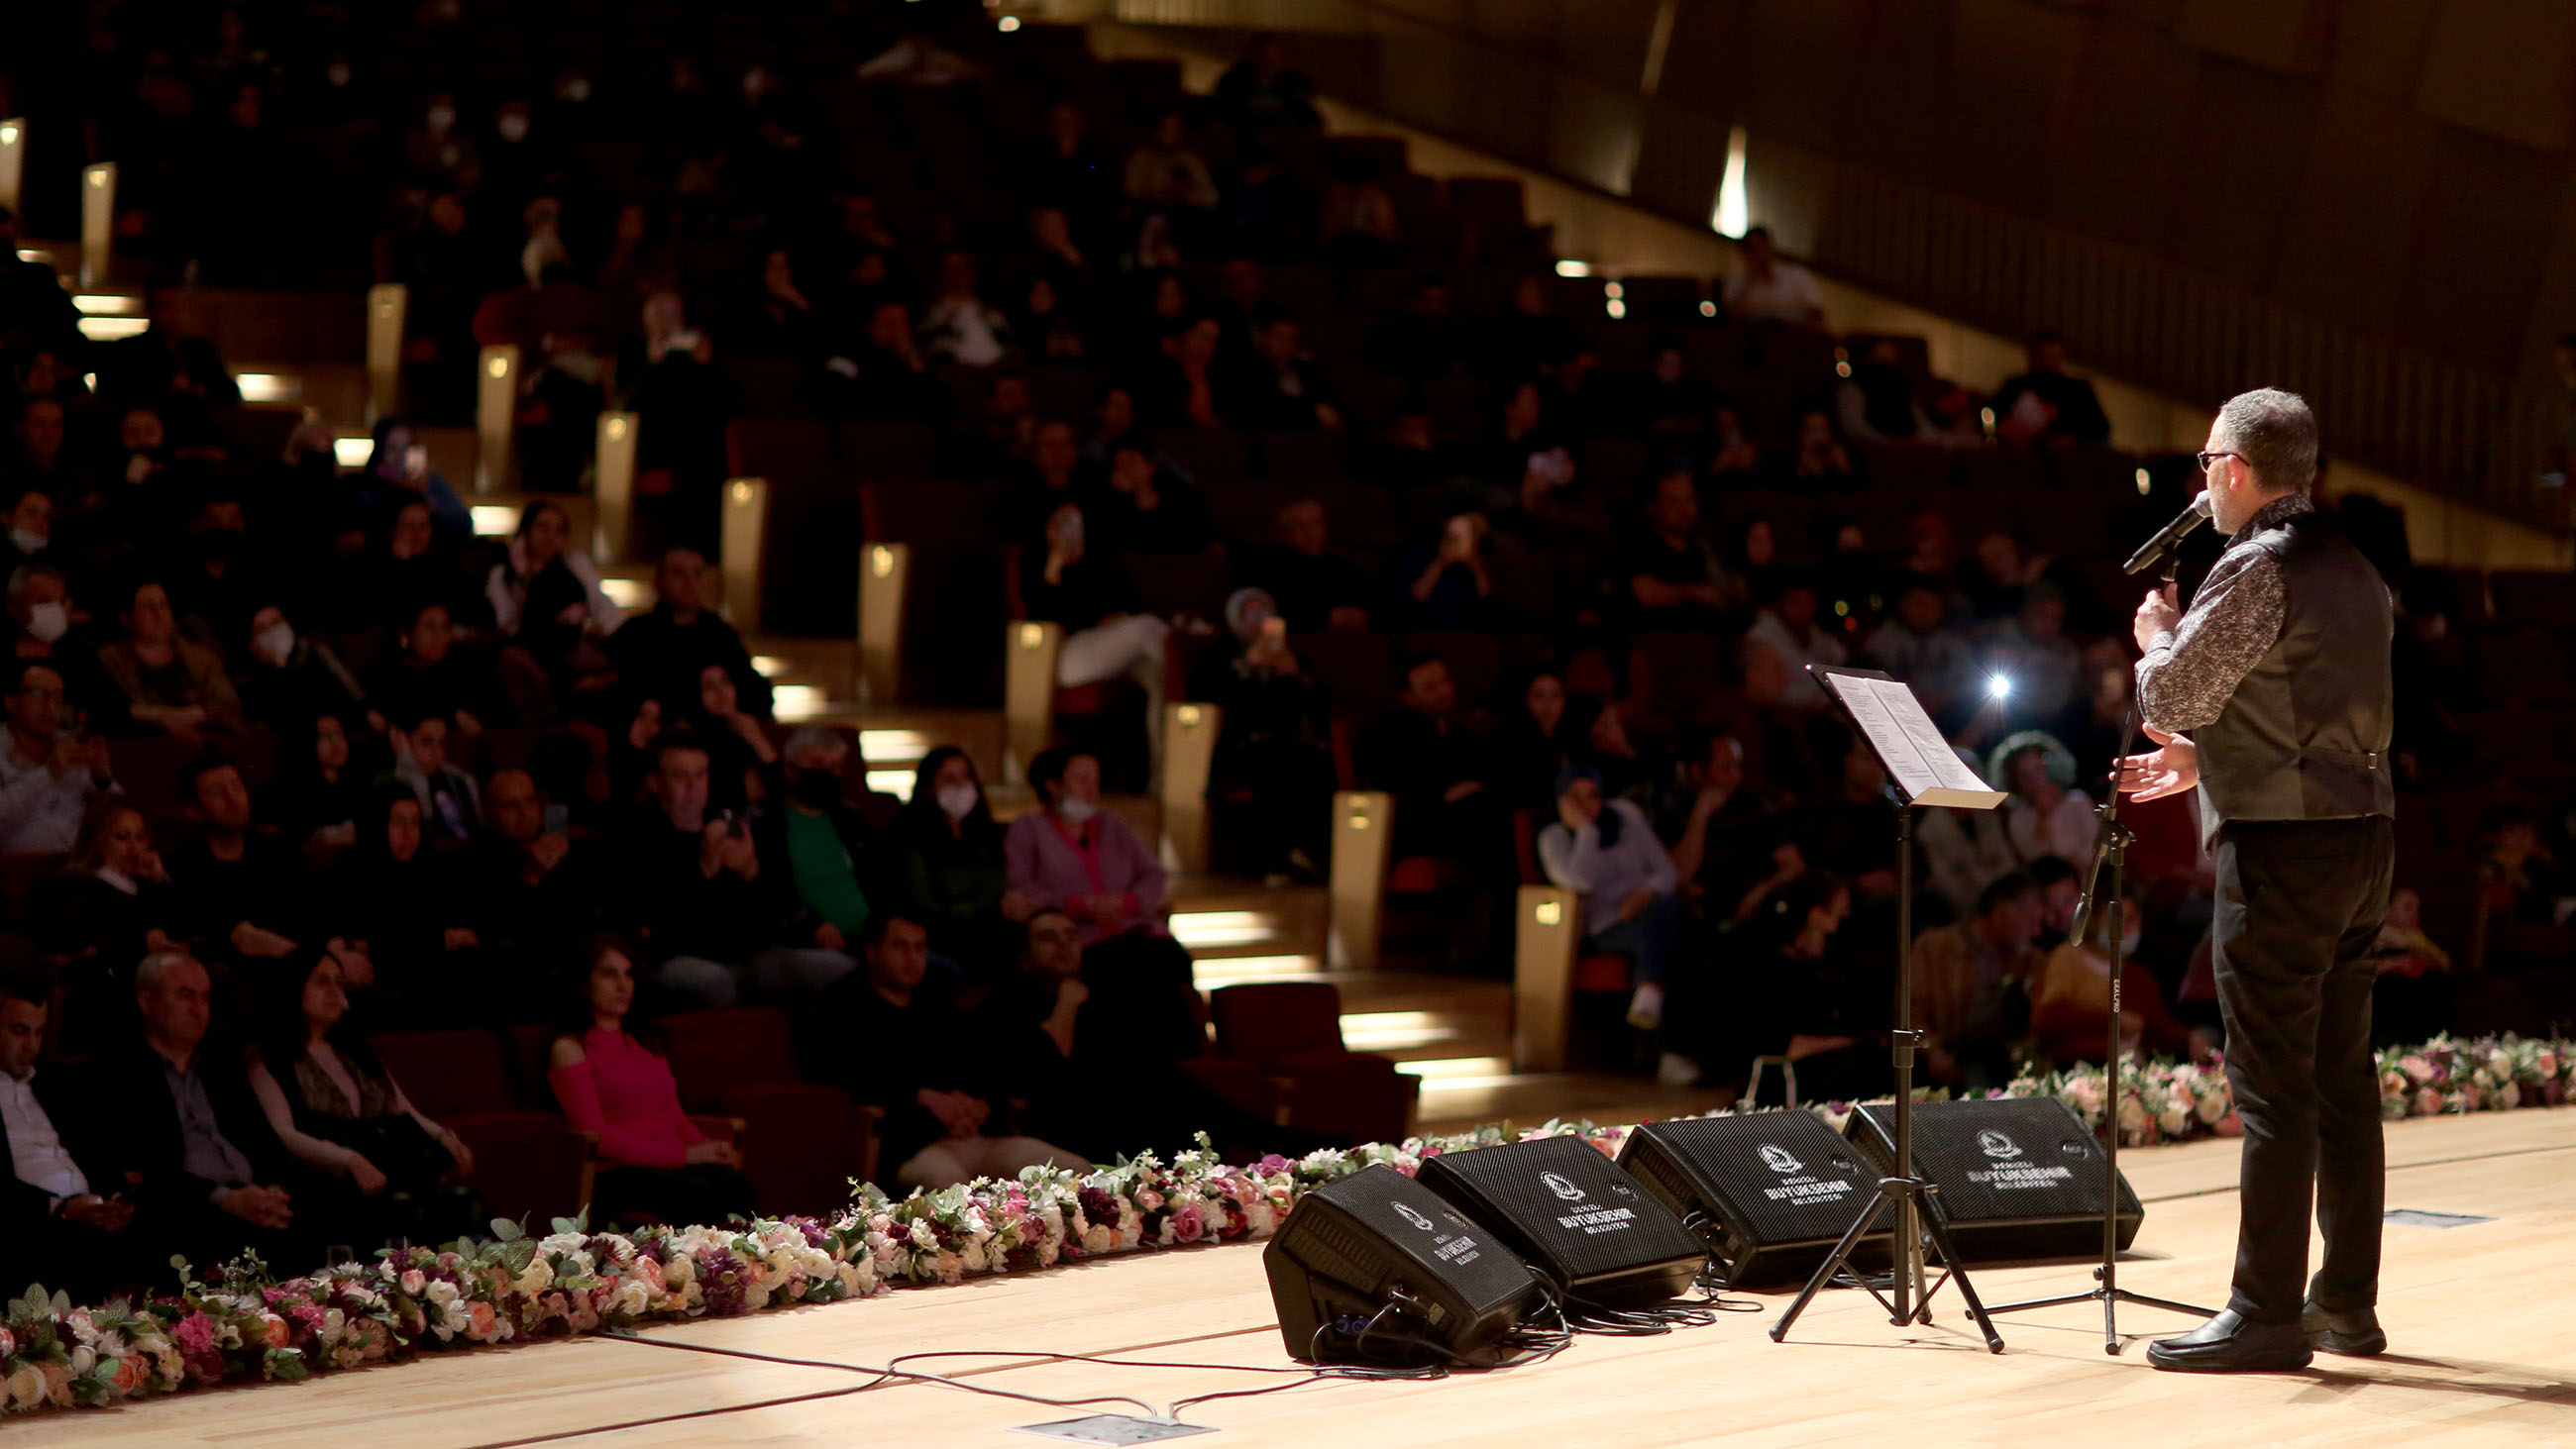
[1988, 673, 2013, 700]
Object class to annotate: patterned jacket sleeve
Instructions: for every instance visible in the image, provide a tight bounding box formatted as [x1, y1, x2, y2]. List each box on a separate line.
[2135, 547, 2286, 734]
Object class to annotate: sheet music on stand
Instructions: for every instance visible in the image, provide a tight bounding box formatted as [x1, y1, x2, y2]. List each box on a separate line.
[1811, 667, 2007, 810]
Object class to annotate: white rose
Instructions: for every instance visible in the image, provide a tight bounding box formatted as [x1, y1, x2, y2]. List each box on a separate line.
[9, 1366, 46, 1408]
[67, 1347, 95, 1377]
[426, 1280, 459, 1306]
[960, 1241, 989, 1273]
[515, 1259, 554, 1296]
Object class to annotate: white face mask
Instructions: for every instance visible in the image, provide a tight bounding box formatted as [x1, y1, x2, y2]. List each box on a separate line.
[8, 526, 44, 555]
[25, 601, 68, 643]
[934, 783, 980, 821]
[1054, 795, 1097, 824]
[496, 113, 530, 144]
[253, 622, 295, 664]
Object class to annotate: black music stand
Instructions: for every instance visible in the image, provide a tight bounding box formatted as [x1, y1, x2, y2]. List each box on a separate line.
[1983, 561, 2215, 1353]
[1770, 667, 2004, 1354]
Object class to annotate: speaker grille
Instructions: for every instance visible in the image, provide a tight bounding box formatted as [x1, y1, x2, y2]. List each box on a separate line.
[1417, 1136, 1706, 1306]
[1620, 1113, 1891, 1285]
[1845, 1098, 2142, 1260]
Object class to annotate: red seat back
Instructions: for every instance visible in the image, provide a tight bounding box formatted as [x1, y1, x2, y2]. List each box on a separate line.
[369, 1028, 518, 1118]
[1209, 982, 1345, 1066]
[653, 1008, 802, 1111]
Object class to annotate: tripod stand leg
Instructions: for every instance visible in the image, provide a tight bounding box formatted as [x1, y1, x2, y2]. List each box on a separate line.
[1769, 1183, 1894, 1343]
[2114, 1290, 2218, 1320]
[1919, 1209, 2004, 1354]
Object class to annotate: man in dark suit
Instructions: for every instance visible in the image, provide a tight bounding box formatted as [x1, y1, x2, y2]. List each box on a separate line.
[79, 951, 308, 1275]
[2, 971, 146, 1298]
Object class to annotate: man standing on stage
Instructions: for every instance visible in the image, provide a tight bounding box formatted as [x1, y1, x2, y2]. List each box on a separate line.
[2117, 388, 2394, 1373]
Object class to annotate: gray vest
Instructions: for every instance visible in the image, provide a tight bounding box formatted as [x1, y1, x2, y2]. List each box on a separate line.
[2197, 511, 2395, 830]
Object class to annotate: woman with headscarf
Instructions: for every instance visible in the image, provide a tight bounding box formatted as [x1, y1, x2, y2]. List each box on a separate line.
[1489, 667, 1579, 812]
[897, 746, 1036, 971]
[1536, 763, 1684, 1031]
[333, 782, 489, 1019]
[1990, 730, 2095, 871]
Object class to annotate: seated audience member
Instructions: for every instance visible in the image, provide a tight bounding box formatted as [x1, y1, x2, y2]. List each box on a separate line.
[1915, 749, 2023, 921]
[1004, 749, 1198, 1040]
[236, 602, 370, 733]
[1836, 337, 1941, 444]
[2030, 890, 2197, 1067]
[1720, 227, 1826, 327]
[337, 785, 485, 1011]
[1777, 408, 1860, 489]
[1910, 872, 2045, 1090]
[98, 578, 244, 739]
[1861, 575, 1975, 724]
[34, 797, 179, 1053]
[917, 251, 1017, 368]
[166, 754, 308, 966]
[358, 418, 472, 540]
[1622, 469, 1739, 625]
[1738, 872, 1888, 1105]
[3, 971, 149, 1299]
[351, 502, 471, 637]
[1986, 331, 2110, 447]
[469, 768, 584, 970]
[897, 747, 1037, 971]
[1220, 315, 1342, 432]
[1489, 669, 1581, 812]
[273, 715, 368, 848]
[378, 707, 482, 842]
[1195, 589, 1336, 879]
[548, 939, 756, 1226]
[1658, 726, 1789, 925]
[599, 735, 850, 1011]
[813, 914, 1088, 1190]
[999, 909, 1340, 1163]
[1741, 570, 1848, 712]
[483, 500, 623, 718]
[660, 663, 779, 815]
[1020, 503, 1170, 769]
[1, 484, 56, 577]
[249, 951, 477, 1246]
[1356, 654, 1497, 866]
[774, 727, 879, 954]
[2482, 805, 2571, 927]
[1394, 511, 1497, 631]
[366, 601, 491, 737]
[1991, 731, 2095, 872]
[1136, 315, 1226, 430]
[1090, 440, 1215, 558]
[88, 951, 305, 1273]
[1484, 274, 1587, 381]
[1990, 583, 2083, 729]
[1539, 766, 1685, 1031]
[1241, 496, 1373, 631]
[1, 659, 113, 852]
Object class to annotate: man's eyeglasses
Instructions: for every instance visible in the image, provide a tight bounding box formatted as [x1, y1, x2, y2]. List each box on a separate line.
[2197, 450, 2241, 472]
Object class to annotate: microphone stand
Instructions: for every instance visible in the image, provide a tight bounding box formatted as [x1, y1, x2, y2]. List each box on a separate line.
[1982, 555, 2213, 1353]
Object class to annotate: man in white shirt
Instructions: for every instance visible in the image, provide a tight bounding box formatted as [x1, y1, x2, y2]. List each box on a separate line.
[3, 971, 140, 1297]
[1720, 227, 1828, 328]
[0, 660, 112, 853]
[1742, 571, 1850, 713]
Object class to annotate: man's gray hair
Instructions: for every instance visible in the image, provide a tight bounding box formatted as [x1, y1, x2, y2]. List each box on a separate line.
[2213, 388, 2318, 492]
[783, 725, 848, 765]
[135, 950, 198, 993]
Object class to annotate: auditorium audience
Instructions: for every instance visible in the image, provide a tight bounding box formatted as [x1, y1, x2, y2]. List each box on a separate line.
[1539, 765, 1684, 1031]
[1, 660, 111, 852]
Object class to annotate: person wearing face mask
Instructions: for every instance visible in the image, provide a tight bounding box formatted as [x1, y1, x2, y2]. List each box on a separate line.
[1, 485, 55, 576]
[1003, 749, 1199, 1056]
[896, 746, 1037, 969]
[235, 602, 369, 733]
[769, 727, 883, 961]
[5, 565, 125, 733]
[404, 92, 478, 186]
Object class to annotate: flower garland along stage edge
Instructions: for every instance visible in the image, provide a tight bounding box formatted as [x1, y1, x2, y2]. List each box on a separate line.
[7, 1031, 2572, 1416]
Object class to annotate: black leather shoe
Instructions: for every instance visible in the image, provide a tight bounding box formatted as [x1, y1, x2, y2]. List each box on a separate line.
[2145, 1309, 2313, 1373]
[2301, 1300, 2387, 1357]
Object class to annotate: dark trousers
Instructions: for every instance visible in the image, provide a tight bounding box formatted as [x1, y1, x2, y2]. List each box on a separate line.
[2211, 816, 2393, 1325]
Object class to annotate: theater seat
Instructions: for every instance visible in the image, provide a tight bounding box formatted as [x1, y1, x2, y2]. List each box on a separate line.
[368, 1028, 590, 1225]
[1208, 983, 1418, 1146]
[652, 1008, 879, 1213]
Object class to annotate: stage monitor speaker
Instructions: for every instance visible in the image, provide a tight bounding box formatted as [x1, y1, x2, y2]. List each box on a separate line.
[1264, 1164, 1544, 1365]
[1617, 1111, 1892, 1286]
[1843, 1097, 2142, 1263]
[1415, 1134, 1707, 1309]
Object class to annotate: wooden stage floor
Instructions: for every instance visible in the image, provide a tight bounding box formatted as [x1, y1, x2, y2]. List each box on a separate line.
[25, 1108, 2576, 1448]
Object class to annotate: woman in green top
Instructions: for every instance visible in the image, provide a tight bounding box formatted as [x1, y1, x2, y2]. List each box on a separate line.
[899, 747, 1039, 971]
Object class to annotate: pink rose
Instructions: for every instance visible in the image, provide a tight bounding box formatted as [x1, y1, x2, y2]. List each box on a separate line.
[2414, 1087, 2441, 1116]
[0, 1324, 14, 1358]
[465, 1302, 498, 1340]
[1172, 1204, 1205, 1243]
[171, 1312, 216, 1357]
[399, 1269, 427, 1296]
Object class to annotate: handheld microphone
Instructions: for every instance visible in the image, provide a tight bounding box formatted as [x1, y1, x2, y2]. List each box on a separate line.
[2122, 490, 2213, 575]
